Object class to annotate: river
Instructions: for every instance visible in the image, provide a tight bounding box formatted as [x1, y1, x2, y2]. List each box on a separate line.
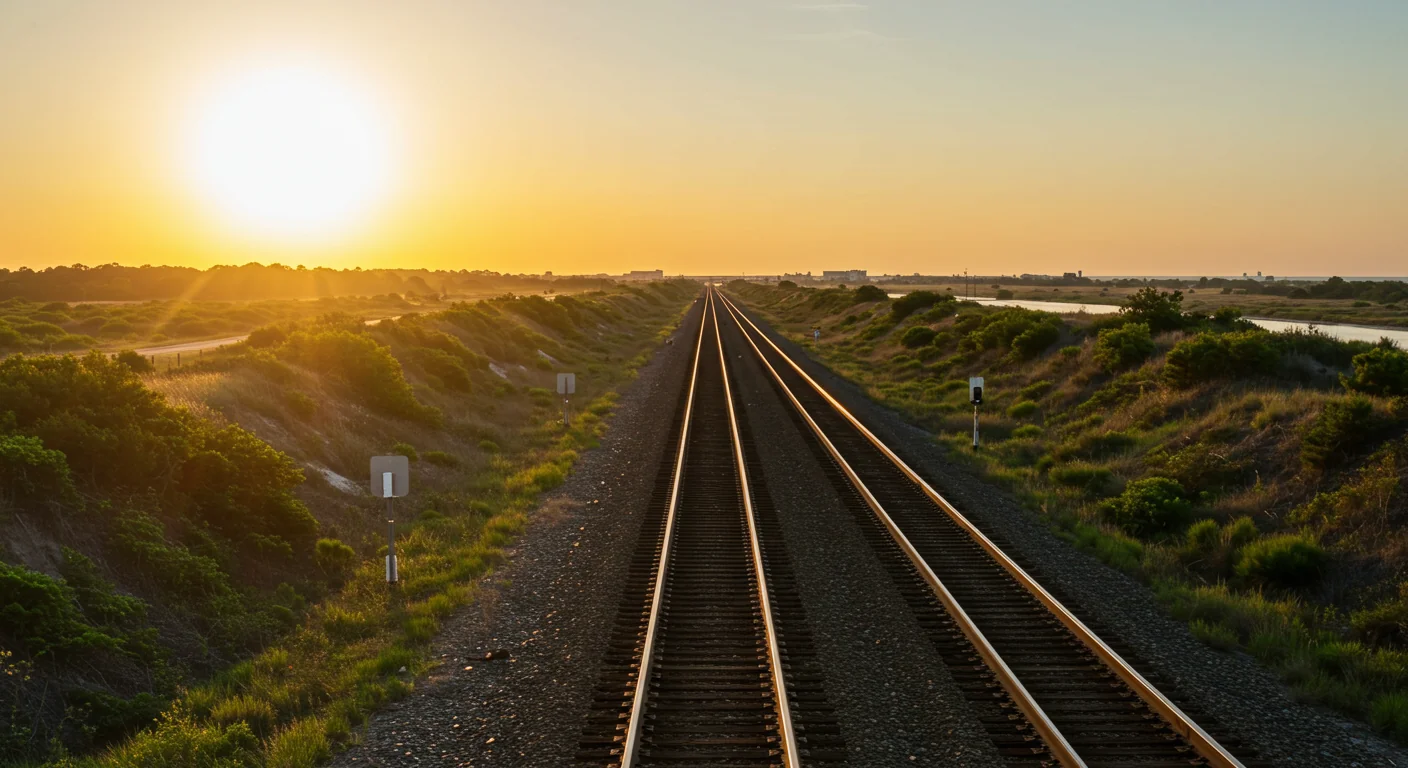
[888, 294, 1408, 346]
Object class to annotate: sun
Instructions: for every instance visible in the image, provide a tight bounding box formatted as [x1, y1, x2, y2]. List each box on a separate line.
[184, 63, 397, 241]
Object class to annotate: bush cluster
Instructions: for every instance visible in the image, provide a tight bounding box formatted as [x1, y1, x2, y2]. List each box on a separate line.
[1099, 476, 1194, 537]
[1093, 322, 1155, 372]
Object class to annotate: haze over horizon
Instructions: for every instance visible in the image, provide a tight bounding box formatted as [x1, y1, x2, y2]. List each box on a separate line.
[2, 1, 1404, 278]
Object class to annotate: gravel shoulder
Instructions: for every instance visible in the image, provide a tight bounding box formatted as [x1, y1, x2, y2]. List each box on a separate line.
[332, 299, 705, 768]
[729, 300, 1406, 768]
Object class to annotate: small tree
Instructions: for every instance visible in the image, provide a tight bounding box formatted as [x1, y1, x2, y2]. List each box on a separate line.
[1120, 287, 1185, 333]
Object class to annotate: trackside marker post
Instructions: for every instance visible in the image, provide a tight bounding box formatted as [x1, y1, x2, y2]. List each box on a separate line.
[369, 455, 410, 584]
[557, 372, 576, 427]
[969, 376, 984, 450]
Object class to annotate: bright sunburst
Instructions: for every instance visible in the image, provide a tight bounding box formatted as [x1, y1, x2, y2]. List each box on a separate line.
[184, 63, 397, 241]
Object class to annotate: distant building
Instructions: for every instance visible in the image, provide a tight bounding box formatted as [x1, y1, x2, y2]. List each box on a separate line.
[1063, 272, 1079, 279]
[821, 269, 867, 283]
[623, 269, 664, 280]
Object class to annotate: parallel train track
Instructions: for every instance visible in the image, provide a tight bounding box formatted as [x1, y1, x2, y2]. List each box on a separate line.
[576, 285, 1263, 767]
[576, 292, 845, 767]
[713, 288, 1262, 768]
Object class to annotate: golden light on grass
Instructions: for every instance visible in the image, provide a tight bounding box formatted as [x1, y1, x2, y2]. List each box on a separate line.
[182, 61, 398, 242]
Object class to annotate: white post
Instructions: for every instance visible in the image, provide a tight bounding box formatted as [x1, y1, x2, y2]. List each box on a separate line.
[972, 405, 980, 450]
[383, 471, 398, 583]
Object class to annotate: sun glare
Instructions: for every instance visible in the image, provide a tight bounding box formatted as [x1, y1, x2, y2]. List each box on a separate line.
[184, 63, 397, 241]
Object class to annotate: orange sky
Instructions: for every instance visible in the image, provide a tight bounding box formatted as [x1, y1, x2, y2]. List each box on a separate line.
[1, 1, 1405, 277]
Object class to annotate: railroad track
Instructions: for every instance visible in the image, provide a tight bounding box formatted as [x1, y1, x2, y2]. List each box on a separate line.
[714, 288, 1263, 768]
[577, 292, 846, 767]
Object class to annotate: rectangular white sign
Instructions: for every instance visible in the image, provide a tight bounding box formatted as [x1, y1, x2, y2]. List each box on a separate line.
[557, 372, 576, 395]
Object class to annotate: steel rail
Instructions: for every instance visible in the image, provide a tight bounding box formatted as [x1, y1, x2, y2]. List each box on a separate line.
[618, 289, 713, 767]
[715, 290, 1085, 768]
[718, 290, 1246, 768]
[707, 289, 801, 768]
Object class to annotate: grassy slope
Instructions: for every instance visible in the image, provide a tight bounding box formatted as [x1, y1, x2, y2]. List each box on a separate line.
[728, 281, 1408, 742]
[0, 282, 697, 766]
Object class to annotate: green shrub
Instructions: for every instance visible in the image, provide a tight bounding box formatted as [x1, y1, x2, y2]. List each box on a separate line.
[890, 291, 947, 320]
[1093, 322, 1155, 372]
[100, 714, 260, 768]
[899, 326, 936, 349]
[1222, 517, 1259, 550]
[995, 289, 1014, 299]
[423, 450, 459, 467]
[1006, 400, 1038, 419]
[1059, 345, 1081, 359]
[1343, 347, 1408, 397]
[1011, 322, 1061, 359]
[1164, 331, 1280, 387]
[853, 285, 888, 303]
[114, 349, 154, 374]
[1010, 424, 1043, 439]
[0, 433, 74, 501]
[391, 442, 419, 462]
[1099, 476, 1193, 537]
[1018, 380, 1053, 400]
[1300, 396, 1376, 471]
[1190, 619, 1240, 651]
[209, 695, 277, 736]
[1371, 693, 1408, 742]
[266, 717, 331, 768]
[278, 329, 439, 424]
[283, 391, 317, 419]
[1049, 462, 1113, 492]
[1235, 533, 1327, 589]
[0, 560, 122, 659]
[1351, 585, 1408, 647]
[478, 439, 501, 454]
[1186, 519, 1221, 552]
[313, 539, 357, 576]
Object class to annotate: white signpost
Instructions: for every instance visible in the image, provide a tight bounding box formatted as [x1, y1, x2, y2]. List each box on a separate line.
[557, 372, 577, 427]
[812, 328, 821, 343]
[370, 455, 410, 584]
[969, 377, 984, 450]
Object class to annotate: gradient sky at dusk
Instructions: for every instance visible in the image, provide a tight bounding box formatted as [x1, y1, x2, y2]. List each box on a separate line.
[2, 1, 1405, 276]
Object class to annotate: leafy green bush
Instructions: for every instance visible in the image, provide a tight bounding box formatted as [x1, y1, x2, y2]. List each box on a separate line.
[995, 289, 1014, 300]
[391, 442, 419, 462]
[899, 326, 936, 349]
[890, 291, 946, 320]
[1235, 533, 1327, 589]
[0, 560, 121, 659]
[1222, 516, 1259, 550]
[1006, 400, 1038, 419]
[1343, 347, 1408, 397]
[278, 329, 440, 424]
[478, 439, 501, 454]
[1011, 322, 1060, 359]
[1099, 476, 1193, 537]
[1186, 519, 1221, 552]
[1164, 331, 1280, 387]
[114, 349, 154, 373]
[423, 450, 459, 467]
[1093, 322, 1155, 372]
[1049, 462, 1113, 492]
[1018, 380, 1053, 400]
[412, 348, 473, 392]
[314, 539, 357, 577]
[1059, 345, 1081, 359]
[1371, 693, 1408, 742]
[0, 433, 74, 501]
[1010, 424, 1043, 439]
[1301, 396, 1376, 471]
[852, 285, 888, 303]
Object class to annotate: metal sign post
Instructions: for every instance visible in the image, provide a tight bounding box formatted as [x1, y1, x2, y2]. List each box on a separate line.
[369, 456, 410, 584]
[969, 377, 984, 450]
[812, 328, 821, 343]
[557, 372, 576, 427]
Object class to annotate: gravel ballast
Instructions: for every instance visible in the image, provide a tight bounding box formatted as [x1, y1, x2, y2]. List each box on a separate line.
[729, 299, 1407, 768]
[332, 300, 705, 767]
[727, 326, 1007, 767]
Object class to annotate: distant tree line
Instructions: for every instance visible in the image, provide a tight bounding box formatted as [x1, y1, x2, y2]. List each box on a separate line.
[0, 263, 615, 302]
